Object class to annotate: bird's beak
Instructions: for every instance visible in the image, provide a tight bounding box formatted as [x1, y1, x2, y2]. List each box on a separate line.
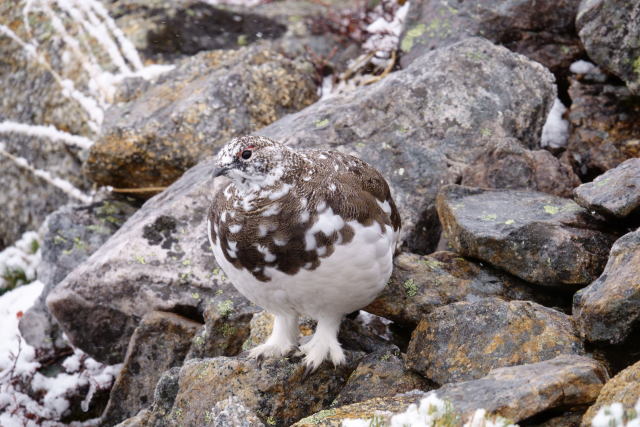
[212, 165, 230, 178]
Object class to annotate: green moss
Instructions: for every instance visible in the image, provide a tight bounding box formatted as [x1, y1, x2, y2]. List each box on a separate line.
[314, 118, 330, 128]
[401, 23, 426, 51]
[266, 416, 277, 425]
[193, 335, 205, 347]
[480, 128, 492, 137]
[633, 56, 640, 76]
[237, 34, 248, 46]
[504, 219, 515, 225]
[403, 279, 418, 297]
[220, 323, 236, 337]
[133, 255, 146, 264]
[543, 205, 559, 215]
[217, 299, 235, 317]
[298, 408, 337, 424]
[29, 238, 39, 254]
[422, 258, 444, 270]
[1, 267, 28, 294]
[480, 213, 497, 221]
[53, 235, 67, 245]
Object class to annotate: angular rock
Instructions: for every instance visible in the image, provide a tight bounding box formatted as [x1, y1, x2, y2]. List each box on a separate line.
[19, 197, 137, 351]
[576, 0, 640, 94]
[581, 359, 640, 426]
[573, 158, 640, 220]
[258, 37, 556, 252]
[461, 138, 580, 198]
[399, 0, 583, 74]
[186, 294, 260, 360]
[573, 228, 640, 344]
[406, 299, 585, 384]
[113, 366, 182, 427]
[295, 355, 607, 426]
[101, 311, 201, 426]
[86, 44, 318, 190]
[562, 75, 640, 180]
[110, 0, 359, 71]
[204, 396, 265, 427]
[46, 174, 249, 364]
[332, 346, 429, 407]
[365, 251, 565, 327]
[154, 353, 362, 426]
[436, 185, 617, 287]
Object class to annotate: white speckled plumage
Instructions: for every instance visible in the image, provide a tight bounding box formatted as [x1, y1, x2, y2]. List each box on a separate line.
[207, 136, 401, 371]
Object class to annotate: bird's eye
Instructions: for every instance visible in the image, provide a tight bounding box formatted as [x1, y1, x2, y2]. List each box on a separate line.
[241, 150, 252, 160]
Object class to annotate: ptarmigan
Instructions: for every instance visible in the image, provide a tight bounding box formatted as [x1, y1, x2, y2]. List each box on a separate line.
[207, 136, 401, 371]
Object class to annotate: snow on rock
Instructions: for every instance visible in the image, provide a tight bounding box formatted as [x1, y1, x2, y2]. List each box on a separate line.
[592, 398, 640, 427]
[0, 282, 121, 426]
[541, 98, 569, 150]
[570, 60, 597, 74]
[341, 393, 517, 427]
[0, 231, 41, 293]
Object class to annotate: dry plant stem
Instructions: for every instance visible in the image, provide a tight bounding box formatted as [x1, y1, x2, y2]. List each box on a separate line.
[363, 50, 397, 85]
[110, 187, 167, 193]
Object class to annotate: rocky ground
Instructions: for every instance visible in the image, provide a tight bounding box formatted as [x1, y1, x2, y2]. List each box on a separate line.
[1, 0, 640, 426]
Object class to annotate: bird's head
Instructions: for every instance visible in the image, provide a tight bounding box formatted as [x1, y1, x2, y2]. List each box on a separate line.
[213, 136, 290, 190]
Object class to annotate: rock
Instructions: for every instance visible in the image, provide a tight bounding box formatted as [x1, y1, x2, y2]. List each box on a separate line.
[295, 355, 607, 426]
[186, 294, 260, 360]
[576, 0, 640, 94]
[332, 345, 429, 407]
[113, 366, 182, 427]
[405, 299, 585, 384]
[399, 0, 583, 75]
[461, 138, 580, 198]
[573, 228, 640, 345]
[365, 251, 566, 327]
[110, 0, 360, 71]
[257, 37, 556, 252]
[562, 75, 640, 180]
[86, 44, 318, 190]
[0, 3, 94, 248]
[101, 311, 201, 426]
[573, 158, 640, 221]
[145, 352, 363, 426]
[19, 197, 137, 351]
[46, 173, 249, 364]
[581, 359, 640, 426]
[203, 396, 265, 427]
[109, 0, 286, 63]
[436, 185, 617, 287]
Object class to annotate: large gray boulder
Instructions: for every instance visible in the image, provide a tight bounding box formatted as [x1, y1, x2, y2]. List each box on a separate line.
[258, 37, 556, 252]
[46, 173, 239, 364]
[436, 185, 617, 287]
[573, 158, 640, 220]
[405, 299, 585, 384]
[573, 228, 640, 345]
[85, 44, 318, 190]
[19, 198, 137, 351]
[576, 0, 640, 95]
[399, 0, 583, 74]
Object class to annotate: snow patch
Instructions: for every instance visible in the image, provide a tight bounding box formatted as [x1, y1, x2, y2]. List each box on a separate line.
[541, 98, 569, 150]
[570, 60, 597, 74]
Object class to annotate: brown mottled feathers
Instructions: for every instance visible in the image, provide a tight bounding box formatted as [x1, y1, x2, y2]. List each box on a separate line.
[209, 148, 400, 282]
